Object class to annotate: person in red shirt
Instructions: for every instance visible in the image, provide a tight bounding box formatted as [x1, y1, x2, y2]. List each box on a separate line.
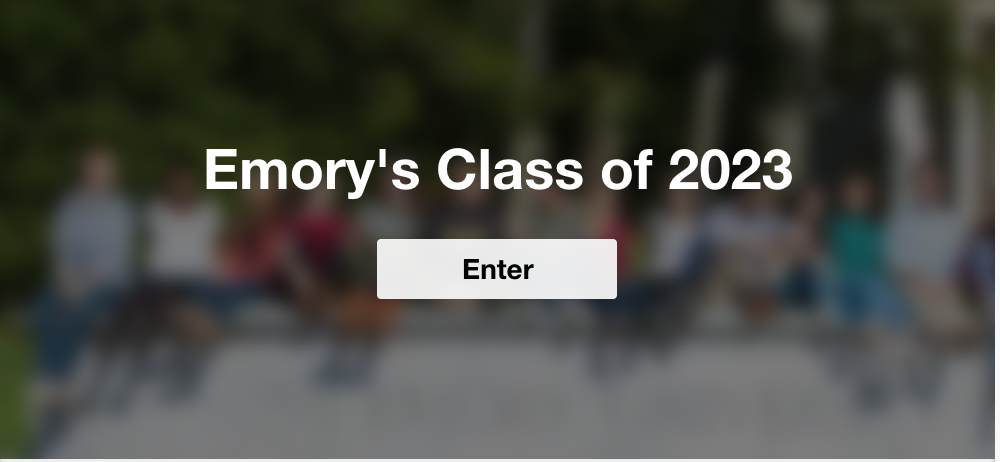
[282, 188, 352, 320]
[588, 188, 632, 277]
[586, 188, 645, 379]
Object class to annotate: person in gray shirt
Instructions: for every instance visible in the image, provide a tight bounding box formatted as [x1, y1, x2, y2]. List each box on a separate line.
[31, 145, 133, 432]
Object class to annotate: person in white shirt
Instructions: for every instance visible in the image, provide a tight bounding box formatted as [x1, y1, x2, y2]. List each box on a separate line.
[146, 193, 220, 283]
[640, 188, 710, 338]
[887, 161, 970, 340]
[647, 189, 709, 299]
[133, 165, 226, 397]
[708, 189, 786, 323]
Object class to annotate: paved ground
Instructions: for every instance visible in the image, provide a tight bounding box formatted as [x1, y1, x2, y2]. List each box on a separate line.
[50, 335, 992, 458]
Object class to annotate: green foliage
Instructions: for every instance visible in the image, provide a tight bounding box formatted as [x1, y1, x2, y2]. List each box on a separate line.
[0, 312, 31, 457]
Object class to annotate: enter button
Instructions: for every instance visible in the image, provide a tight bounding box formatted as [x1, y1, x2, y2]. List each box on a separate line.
[377, 239, 617, 299]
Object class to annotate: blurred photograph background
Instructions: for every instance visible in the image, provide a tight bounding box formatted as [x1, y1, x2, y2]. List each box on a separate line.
[0, 0, 994, 457]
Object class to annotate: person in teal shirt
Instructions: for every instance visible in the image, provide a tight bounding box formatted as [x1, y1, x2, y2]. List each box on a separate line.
[827, 173, 914, 409]
[828, 173, 907, 330]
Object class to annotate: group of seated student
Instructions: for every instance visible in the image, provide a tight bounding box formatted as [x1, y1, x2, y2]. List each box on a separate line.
[480, 161, 992, 404]
[30, 146, 418, 438]
[31, 145, 993, 426]
[836, 166, 994, 408]
[516, 161, 990, 394]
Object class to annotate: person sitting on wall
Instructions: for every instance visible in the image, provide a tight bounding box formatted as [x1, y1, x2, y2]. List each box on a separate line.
[31, 145, 134, 442]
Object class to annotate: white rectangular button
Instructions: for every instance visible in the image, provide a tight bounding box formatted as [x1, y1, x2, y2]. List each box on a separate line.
[377, 239, 617, 299]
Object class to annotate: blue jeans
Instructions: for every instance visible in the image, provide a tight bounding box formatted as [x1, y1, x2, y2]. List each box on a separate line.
[31, 284, 123, 381]
[834, 277, 908, 330]
[191, 280, 265, 319]
[149, 278, 264, 320]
